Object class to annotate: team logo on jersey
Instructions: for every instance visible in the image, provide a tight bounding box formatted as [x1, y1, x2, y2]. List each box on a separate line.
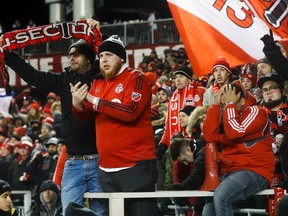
[115, 83, 124, 93]
[132, 92, 142, 102]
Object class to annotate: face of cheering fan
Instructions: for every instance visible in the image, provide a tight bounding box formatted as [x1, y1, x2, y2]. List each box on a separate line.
[98, 51, 123, 80]
[68, 48, 92, 74]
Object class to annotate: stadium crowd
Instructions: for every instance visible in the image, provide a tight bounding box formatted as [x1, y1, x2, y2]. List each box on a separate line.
[0, 20, 288, 216]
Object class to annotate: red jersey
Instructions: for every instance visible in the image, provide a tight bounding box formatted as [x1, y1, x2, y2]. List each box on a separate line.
[203, 101, 275, 183]
[74, 66, 156, 169]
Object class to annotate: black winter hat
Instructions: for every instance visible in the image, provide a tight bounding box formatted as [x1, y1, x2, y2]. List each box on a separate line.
[179, 105, 195, 116]
[174, 65, 193, 80]
[98, 35, 126, 62]
[257, 73, 284, 90]
[0, 180, 11, 195]
[39, 180, 59, 194]
[65, 202, 98, 216]
[69, 39, 96, 64]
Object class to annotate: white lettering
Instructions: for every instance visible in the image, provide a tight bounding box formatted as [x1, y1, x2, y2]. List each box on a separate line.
[15, 32, 30, 43]
[29, 27, 45, 40]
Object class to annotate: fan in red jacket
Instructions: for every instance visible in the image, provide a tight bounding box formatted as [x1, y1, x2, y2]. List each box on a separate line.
[71, 35, 159, 216]
[202, 83, 275, 216]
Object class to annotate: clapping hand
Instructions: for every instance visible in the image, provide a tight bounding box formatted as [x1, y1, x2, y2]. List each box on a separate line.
[69, 81, 88, 110]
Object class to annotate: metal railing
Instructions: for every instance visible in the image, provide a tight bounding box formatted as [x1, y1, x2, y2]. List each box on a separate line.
[12, 190, 32, 216]
[18, 18, 180, 56]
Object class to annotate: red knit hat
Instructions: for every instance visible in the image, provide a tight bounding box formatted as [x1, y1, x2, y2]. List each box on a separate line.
[212, 57, 232, 74]
[14, 126, 26, 137]
[242, 73, 257, 87]
[47, 92, 57, 100]
[42, 116, 54, 126]
[0, 143, 13, 154]
[19, 140, 33, 151]
[29, 102, 40, 111]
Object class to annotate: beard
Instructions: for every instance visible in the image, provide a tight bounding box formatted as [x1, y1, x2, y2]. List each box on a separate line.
[263, 97, 283, 109]
[100, 61, 123, 80]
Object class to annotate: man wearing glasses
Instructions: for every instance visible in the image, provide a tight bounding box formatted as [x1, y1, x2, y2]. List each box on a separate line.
[257, 73, 288, 190]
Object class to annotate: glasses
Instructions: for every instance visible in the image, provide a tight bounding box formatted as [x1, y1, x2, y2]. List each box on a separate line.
[67, 51, 81, 59]
[262, 85, 280, 94]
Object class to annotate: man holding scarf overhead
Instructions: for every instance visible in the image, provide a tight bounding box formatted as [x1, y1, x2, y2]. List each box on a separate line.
[0, 19, 107, 216]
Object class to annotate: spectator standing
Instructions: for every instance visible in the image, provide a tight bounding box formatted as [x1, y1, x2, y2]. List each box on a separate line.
[202, 57, 233, 107]
[0, 180, 18, 216]
[256, 57, 275, 79]
[156, 64, 206, 161]
[0, 143, 14, 181]
[71, 35, 159, 216]
[11, 19, 22, 31]
[7, 140, 35, 206]
[0, 19, 107, 216]
[26, 19, 36, 29]
[257, 74, 288, 189]
[202, 83, 275, 216]
[260, 29, 288, 80]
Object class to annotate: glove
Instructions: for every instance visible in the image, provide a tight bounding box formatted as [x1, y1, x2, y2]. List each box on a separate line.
[19, 172, 30, 182]
[260, 29, 277, 51]
[156, 143, 168, 160]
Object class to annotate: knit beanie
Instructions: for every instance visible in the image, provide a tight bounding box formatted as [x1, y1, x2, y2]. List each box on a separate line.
[174, 65, 193, 80]
[257, 57, 272, 67]
[257, 73, 284, 90]
[19, 140, 33, 151]
[39, 180, 59, 194]
[241, 73, 257, 87]
[212, 57, 232, 74]
[69, 39, 96, 64]
[65, 202, 98, 216]
[179, 105, 195, 116]
[45, 137, 59, 146]
[0, 180, 11, 195]
[0, 143, 13, 154]
[98, 35, 126, 62]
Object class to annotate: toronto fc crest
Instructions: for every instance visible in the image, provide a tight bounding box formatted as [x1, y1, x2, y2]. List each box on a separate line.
[115, 83, 124, 93]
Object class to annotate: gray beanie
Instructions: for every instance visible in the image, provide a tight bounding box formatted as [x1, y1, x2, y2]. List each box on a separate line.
[98, 35, 126, 62]
[69, 39, 96, 64]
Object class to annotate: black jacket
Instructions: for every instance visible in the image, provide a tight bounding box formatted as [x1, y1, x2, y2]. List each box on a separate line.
[263, 44, 288, 80]
[5, 52, 97, 155]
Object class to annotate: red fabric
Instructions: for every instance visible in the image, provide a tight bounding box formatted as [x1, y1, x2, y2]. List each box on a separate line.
[203, 102, 275, 183]
[73, 67, 156, 168]
[160, 80, 206, 147]
[0, 20, 102, 88]
[53, 145, 66, 186]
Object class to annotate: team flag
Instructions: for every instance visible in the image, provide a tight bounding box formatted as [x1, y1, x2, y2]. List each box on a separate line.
[167, 0, 288, 77]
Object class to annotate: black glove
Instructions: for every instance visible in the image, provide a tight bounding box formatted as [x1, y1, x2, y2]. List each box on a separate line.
[260, 29, 277, 51]
[156, 143, 168, 160]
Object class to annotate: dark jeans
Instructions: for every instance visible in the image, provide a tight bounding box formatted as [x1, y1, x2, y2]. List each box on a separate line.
[99, 160, 160, 216]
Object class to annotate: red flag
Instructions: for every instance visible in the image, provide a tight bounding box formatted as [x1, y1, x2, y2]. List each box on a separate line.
[167, 0, 288, 77]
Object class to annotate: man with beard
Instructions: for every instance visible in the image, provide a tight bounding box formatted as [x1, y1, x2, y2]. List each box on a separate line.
[257, 73, 288, 189]
[71, 35, 160, 216]
[0, 19, 108, 216]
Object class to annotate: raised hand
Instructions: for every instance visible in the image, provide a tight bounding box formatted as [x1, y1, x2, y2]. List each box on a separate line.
[260, 29, 277, 51]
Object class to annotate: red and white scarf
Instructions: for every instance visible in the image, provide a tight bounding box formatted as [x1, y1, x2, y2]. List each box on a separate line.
[0, 20, 103, 88]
